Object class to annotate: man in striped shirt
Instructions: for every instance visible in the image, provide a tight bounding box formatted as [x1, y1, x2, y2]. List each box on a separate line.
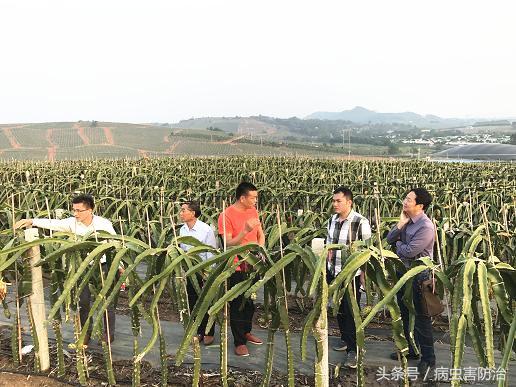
[326, 186, 371, 368]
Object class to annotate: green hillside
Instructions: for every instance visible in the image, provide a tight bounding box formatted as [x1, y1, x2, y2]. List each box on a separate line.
[0, 121, 369, 160]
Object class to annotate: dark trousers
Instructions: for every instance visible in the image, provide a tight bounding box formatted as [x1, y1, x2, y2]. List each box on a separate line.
[397, 271, 436, 364]
[186, 276, 215, 337]
[79, 263, 116, 338]
[338, 276, 362, 352]
[327, 272, 361, 352]
[229, 271, 255, 346]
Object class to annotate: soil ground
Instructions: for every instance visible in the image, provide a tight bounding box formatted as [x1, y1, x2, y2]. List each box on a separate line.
[0, 287, 512, 386]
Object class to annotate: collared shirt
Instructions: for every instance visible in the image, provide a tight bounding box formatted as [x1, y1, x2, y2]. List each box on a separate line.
[179, 219, 217, 261]
[326, 210, 372, 276]
[32, 215, 116, 263]
[386, 211, 435, 267]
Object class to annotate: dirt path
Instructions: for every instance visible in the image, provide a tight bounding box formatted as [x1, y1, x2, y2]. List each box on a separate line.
[103, 127, 114, 145]
[217, 134, 246, 144]
[163, 134, 170, 143]
[73, 123, 90, 145]
[0, 372, 72, 386]
[2, 128, 21, 149]
[45, 128, 57, 162]
[165, 141, 180, 154]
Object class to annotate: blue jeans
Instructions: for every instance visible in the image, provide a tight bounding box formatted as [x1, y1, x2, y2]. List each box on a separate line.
[396, 270, 436, 364]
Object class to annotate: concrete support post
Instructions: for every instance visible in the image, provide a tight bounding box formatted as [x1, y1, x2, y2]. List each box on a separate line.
[24, 228, 50, 372]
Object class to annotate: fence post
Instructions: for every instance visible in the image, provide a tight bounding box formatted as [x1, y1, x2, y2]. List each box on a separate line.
[311, 238, 329, 387]
[24, 228, 50, 372]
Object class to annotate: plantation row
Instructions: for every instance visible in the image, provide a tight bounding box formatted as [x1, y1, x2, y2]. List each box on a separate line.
[1, 158, 514, 260]
[0, 157, 515, 386]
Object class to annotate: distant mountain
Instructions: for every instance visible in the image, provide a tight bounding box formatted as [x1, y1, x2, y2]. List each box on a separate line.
[306, 106, 474, 128]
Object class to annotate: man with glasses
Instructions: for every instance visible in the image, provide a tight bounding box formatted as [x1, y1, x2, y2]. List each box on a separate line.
[14, 194, 118, 346]
[178, 200, 218, 345]
[218, 182, 265, 357]
[386, 188, 436, 378]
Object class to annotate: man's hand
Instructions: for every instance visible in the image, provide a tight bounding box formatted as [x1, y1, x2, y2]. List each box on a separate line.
[14, 219, 33, 230]
[244, 218, 261, 233]
[397, 211, 410, 230]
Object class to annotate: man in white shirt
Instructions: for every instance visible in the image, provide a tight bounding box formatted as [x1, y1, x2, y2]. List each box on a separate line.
[179, 200, 217, 345]
[14, 194, 117, 345]
[326, 186, 371, 368]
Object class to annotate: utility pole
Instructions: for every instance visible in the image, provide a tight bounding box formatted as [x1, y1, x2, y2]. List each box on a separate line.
[342, 128, 352, 159]
[348, 128, 352, 159]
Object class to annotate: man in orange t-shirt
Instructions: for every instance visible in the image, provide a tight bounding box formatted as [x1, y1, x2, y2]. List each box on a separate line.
[218, 182, 265, 357]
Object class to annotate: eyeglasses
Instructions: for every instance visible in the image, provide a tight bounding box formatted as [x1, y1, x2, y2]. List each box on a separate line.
[72, 208, 90, 213]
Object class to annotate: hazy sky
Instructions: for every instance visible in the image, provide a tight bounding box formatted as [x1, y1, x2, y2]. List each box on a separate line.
[1, 0, 515, 123]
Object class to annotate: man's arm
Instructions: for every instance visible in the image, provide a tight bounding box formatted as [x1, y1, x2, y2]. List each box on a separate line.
[15, 218, 72, 232]
[224, 230, 249, 247]
[360, 218, 372, 241]
[221, 218, 261, 247]
[357, 218, 372, 281]
[386, 225, 401, 244]
[205, 227, 218, 249]
[395, 225, 434, 259]
[201, 227, 218, 261]
[386, 210, 410, 244]
[326, 218, 332, 245]
[257, 224, 265, 247]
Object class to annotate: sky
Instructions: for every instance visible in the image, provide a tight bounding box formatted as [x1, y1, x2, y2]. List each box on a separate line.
[1, 0, 515, 123]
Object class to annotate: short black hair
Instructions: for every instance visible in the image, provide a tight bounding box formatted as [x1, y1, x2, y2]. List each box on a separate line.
[72, 194, 95, 210]
[182, 201, 201, 218]
[412, 188, 432, 211]
[235, 182, 258, 200]
[333, 186, 353, 201]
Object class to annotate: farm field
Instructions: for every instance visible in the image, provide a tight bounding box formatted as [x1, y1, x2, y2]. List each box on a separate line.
[0, 157, 514, 386]
[0, 122, 347, 160]
[0, 121, 433, 161]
